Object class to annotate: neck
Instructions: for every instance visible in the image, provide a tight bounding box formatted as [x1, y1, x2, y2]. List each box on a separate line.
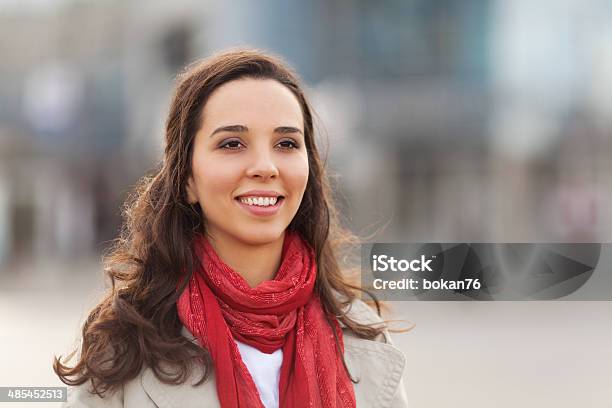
[206, 231, 285, 288]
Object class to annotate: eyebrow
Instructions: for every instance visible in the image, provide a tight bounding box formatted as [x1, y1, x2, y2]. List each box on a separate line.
[209, 125, 304, 138]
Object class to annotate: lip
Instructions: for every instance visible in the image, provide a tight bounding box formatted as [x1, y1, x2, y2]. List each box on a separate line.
[235, 190, 284, 198]
[235, 196, 285, 216]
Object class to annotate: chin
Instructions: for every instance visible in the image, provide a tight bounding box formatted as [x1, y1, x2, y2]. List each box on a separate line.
[236, 227, 287, 246]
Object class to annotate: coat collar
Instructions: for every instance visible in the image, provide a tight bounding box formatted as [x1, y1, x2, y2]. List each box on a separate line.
[141, 300, 406, 408]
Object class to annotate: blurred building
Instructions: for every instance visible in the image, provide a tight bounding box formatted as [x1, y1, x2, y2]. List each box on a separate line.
[1, 0, 612, 270]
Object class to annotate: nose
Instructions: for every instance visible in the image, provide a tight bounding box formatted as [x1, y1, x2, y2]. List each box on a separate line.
[245, 149, 279, 180]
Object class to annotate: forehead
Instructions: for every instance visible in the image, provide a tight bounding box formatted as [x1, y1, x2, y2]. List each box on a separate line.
[200, 78, 304, 130]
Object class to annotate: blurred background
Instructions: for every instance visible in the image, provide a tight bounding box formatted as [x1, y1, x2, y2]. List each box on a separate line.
[1, 0, 611, 407]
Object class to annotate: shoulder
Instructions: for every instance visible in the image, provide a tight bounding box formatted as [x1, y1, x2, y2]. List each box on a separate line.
[340, 296, 384, 324]
[62, 366, 196, 408]
[62, 382, 125, 408]
[338, 296, 411, 408]
[336, 294, 392, 343]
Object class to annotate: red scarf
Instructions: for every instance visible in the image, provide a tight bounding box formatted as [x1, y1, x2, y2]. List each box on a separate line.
[176, 231, 356, 408]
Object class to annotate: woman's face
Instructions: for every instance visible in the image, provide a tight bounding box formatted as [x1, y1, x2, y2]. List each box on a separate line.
[186, 78, 309, 246]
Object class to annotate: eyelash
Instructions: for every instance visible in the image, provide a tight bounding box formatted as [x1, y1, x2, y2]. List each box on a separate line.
[218, 139, 300, 151]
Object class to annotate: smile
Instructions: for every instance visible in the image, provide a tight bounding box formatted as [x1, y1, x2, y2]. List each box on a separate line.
[238, 196, 280, 207]
[234, 195, 285, 216]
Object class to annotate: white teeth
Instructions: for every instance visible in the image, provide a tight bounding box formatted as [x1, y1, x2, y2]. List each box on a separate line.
[238, 196, 279, 207]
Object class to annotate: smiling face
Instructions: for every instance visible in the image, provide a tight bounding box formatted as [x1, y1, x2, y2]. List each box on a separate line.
[186, 78, 309, 247]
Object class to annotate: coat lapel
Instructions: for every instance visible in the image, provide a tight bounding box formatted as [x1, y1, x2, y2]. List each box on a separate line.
[141, 356, 220, 408]
[141, 327, 219, 408]
[344, 334, 406, 407]
[339, 297, 408, 407]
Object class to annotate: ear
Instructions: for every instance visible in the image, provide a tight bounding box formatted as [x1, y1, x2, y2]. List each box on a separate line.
[185, 176, 198, 204]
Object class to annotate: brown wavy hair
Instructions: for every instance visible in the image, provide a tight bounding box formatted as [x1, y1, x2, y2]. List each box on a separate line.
[53, 47, 385, 397]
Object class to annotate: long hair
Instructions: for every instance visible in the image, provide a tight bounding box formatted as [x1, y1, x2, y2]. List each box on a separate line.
[53, 47, 385, 396]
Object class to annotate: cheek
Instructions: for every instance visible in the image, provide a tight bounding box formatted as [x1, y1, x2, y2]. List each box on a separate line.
[285, 155, 309, 194]
[193, 157, 242, 197]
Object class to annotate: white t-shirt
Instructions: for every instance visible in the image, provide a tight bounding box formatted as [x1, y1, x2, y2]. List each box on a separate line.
[235, 338, 283, 408]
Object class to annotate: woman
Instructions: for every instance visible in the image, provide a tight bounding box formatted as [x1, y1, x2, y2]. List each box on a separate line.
[54, 48, 409, 408]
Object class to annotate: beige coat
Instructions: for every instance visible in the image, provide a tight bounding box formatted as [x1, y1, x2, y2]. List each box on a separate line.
[63, 298, 409, 407]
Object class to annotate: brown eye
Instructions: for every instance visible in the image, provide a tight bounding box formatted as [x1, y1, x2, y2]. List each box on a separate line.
[276, 140, 299, 150]
[219, 139, 244, 150]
